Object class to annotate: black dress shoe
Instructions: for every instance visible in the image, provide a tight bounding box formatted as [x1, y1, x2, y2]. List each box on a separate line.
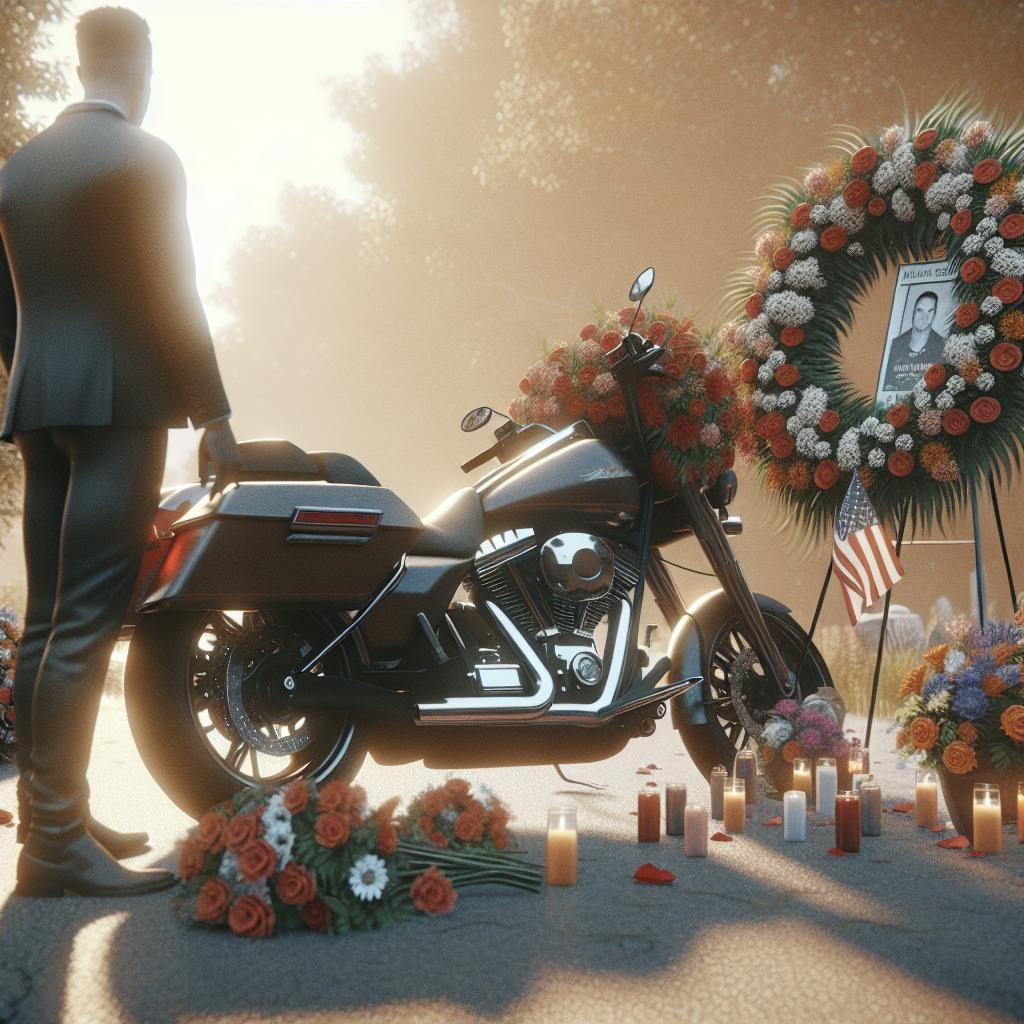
[16, 816, 150, 859]
[15, 832, 176, 898]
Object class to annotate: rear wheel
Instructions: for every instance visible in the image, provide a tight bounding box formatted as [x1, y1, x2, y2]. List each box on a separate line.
[124, 609, 366, 819]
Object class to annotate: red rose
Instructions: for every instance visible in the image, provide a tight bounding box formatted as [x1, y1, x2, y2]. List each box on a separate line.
[993, 277, 1024, 305]
[647, 321, 666, 344]
[739, 358, 758, 384]
[886, 403, 910, 428]
[300, 899, 333, 932]
[867, 197, 887, 217]
[755, 412, 785, 439]
[780, 325, 805, 348]
[745, 293, 763, 319]
[228, 894, 275, 939]
[564, 393, 586, 417]
[774, 364, 800, 388]
[454, 810, 485, 843]
[608, 394, 626, 419]
[960, 257, 987, 284]
[914, 128, 938, 150]
[587, 400, 609, 424]
[178, 838, 204, 881]
[600, 330, 622, 353]
[813, 459, 841, 490]
[577, 365, 598, 388]
[970, 397, 1002, 424]
[973, 158, 1003, 184]
[913, 161, 937, 191]
[0, 686, 11, 705]
[238, 839, 277, 883]
[317, 780, 364, 815]
[282, 779, 310, 815]
[688, 398, 707, 417]
[772, 245, 796, 271]
[410, 866, 458, 916]
[547, 346, 569, 368]
[194, 877, 232, 924]
[941, 409, 970, 436]
[820, 225, 848, 253]
[955, 303, 980, 328]
[950, 209, 972, 236]
[661, 360, 683, 380]
[842, 179, 870, 208]
[552, 374, 574, 399]
[667, 414, 701, 449]
[704, 367, 733, 403]
[771, 434, 795, 458]
[999, 214, 1024, 240]
[196, 812, 228, 853]
[642, 402, 665, 429]
[518, 377, 531, 395]
[722, 446, 736, 469]
[579, 323, 598, 340]
[791, 203, 811, 229]
[276, 862, 318, 906]
[690, 352, 708, 374]
[719, 409, 737, 432]
[223, 812, 262, 854]
[923, 363, 947, 390]
[990, 341, 1023, 372]
[850, 146, 878, 175]
[818, 410, 841, 432]
[886, 451, 915, 478]
[314, 811, 350, 849]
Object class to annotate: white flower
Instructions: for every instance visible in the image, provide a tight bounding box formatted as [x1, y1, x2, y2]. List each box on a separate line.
[700, 423, 722, 447]
[829, 196, 865, 234]
[846, 242, 865, 256]
[944, 332, 977, 367]
[349, 854, 389, 902]
[744, 314, 771, 346]
[925, 173, 960, 213]
[757, 366, 773, 385]
[760, 393, 778, 411]
[946, 375, 965, 394]
[441, 806, 459, 824]
[895, 433, 914, 451]
[954, 173, 975, 193]
[765, 269, 784, 293]
[795, 385, 829, 426]
[790, 229, 819, 255]
[976, 216, 998, 239]
[944, 649, 967, 675]
[975, 323, 995, 345]
[752, 388, 766, 409]
[767, 350, 786, 369]
[1016, 181, 1024, 205]
[926, 692, 952, 714]
[991, 247, 1024, 278]
[219, 850, 241, 882]
[786, 415, 801, 436]
[765, 290, 815, 326]
[936, 390, 955, 409]
[268, 828, 295, 870]
[813, 441, 832, 460]
[868, 447, 886, 468]
[914, 390, 933, 410]
[985, 195, 1009, 217]
[872, 160, 897, 194]
[860, 416, 880, 435]
[984, 237, 1005, 257]
[796, 427, 819, 456]
[955, 194, 972, 211]
[778, 390, 796, 408]
[784, 256, 827, 291]
[874, 422, 895, 442]
[937, 213, 951, 231]
[837, 429, 862, 470]
[961, 233, 984, 256]
[977, 372, 995, 392]
[810, 204, 830, 226]
[891, 188, 915, 222]
[981, 295, 1004, 316]
[891, 144, 917, 190]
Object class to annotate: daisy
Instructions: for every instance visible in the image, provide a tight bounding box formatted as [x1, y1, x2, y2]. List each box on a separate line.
[349, 854, 389, 902]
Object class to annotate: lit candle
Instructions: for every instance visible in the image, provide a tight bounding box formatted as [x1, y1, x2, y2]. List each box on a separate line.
[973, 783, 1002, 855]
[665, 783, 687, 836]
[546, 807, 577, 886]
[916, 769, 938, 828]
[816, 757, 837, 817]
[783, 790, 806, 841]
[792, 757, 812, 799]
[684, 803, 708, 857]
[860, 779, 882, 837]
[710, 765, 727, 821]
[1018, 782, 1024, 845]
[835, 791, 861, 853]
[723, 778, 746, 834]
[734, 749, 758, 809]
[637, 786, 660, 843]
[848, 748, 865, 778]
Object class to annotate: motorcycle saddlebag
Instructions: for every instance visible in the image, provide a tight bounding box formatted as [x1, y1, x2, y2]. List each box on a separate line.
[138, 481, 423, 611]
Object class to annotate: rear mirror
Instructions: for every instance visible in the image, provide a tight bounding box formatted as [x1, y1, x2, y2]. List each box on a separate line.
[628, 267, 655, 302]
[460, 407, 493, 432]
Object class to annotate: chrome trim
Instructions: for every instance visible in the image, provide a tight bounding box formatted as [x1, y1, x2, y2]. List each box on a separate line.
[416, 601, 554, 723]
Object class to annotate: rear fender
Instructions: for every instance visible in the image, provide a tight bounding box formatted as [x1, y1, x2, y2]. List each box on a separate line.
[668, 589, 791, 729]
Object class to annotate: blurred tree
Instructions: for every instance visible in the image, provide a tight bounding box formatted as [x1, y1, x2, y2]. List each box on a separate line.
[0, 1, 68, 544]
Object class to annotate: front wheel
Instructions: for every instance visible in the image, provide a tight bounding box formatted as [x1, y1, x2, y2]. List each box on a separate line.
[124, 609, 366, 819]
[672, 592, 832, 779]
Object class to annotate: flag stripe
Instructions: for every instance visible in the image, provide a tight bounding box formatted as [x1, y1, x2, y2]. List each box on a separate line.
[862, 528, 895, 593]
[835, 538, 874, 601]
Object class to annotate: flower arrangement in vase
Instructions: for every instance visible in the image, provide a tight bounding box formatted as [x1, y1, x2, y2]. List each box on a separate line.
[758, 698, 851, 793]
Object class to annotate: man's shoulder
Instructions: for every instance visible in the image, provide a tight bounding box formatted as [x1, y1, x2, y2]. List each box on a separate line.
[125, 129, 184, 179]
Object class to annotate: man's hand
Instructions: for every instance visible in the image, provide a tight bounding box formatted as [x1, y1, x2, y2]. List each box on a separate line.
[198, 421, 241, 498]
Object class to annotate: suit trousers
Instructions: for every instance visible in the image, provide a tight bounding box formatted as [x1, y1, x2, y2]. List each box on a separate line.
[13, 425, 166, 841]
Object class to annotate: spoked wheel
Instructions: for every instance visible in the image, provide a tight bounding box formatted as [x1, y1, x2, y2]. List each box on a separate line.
[125, 609, 366, 819]
[674, 595, 832, 778]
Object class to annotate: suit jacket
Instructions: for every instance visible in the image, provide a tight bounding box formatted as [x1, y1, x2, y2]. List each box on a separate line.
[880, 326, 946, 394]
[0, 103, 231, 442]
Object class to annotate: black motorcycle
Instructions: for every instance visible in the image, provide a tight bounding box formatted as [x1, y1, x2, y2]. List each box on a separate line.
[122, 268, 833, 818]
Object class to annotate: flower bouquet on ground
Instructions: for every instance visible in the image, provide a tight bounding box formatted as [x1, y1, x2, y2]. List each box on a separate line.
[758, 698, 851, 795]
[176, 777, 541, 938]
[0, 608, 20, 759]
[894, 613, 1024, 835]
[508, 309, 743, 492]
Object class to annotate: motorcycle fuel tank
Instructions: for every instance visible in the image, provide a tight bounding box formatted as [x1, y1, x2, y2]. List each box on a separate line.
[476, 436, 639, 535]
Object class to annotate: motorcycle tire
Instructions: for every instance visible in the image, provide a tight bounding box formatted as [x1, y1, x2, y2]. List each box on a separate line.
[124, 609, 366, 820]
[673, 592, 832, 779]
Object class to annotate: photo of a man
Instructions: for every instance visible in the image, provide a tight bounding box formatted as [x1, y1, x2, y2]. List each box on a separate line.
[880, 290, 946, 392]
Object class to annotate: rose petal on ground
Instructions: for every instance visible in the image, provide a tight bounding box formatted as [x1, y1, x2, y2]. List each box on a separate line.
[938, 835, 970, 849]
[636, 767, 652, 775]
[710, 832, 733, 842]
[0, 809, 12, 826]
[646, 763, 660, 770]
[644, 781, 658, 788]
[634, 863, 675, 884]
[828, 847, 847, 856]
[930, 824, 947, 833]
[891, 802, 914, 813]
[762, 816, 782, 826]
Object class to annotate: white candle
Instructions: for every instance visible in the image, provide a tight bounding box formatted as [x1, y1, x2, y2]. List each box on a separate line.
[916, 770, 938, 828]
[860, 780, 882, 837]
[973, 785, 1002, 854]
[783, 790, 806, 841]
[684, 803, 708, 857]
[723, 779, 746, 834]
[792, 758, 812, 799]
[665, 783, 687, 836]
[546, 808, 578, 886]
[816, 758, 837, 817]
[710, 765, 727, 821]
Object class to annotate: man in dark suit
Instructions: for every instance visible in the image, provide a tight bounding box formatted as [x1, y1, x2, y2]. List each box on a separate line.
[0, 6, 240, 896]
[879, 289, 946, 397]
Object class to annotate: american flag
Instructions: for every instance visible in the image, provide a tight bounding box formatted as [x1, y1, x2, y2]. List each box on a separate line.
[832, 475, 905, 625]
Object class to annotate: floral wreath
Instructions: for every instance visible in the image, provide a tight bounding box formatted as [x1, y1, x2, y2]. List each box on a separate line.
[731, 101, 1024, 532]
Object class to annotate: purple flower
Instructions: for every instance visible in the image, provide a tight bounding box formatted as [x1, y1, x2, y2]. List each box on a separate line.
[798, 728, 823, 752]
[971, 653, 997, 677]
[972, 620, 1024, 648]
[997, 665, 1021, 687]
[922, 673, 950, 701]
[951, 684, 989, 721]
[799, 709, 836, 733]
[773, 700, 800, 719]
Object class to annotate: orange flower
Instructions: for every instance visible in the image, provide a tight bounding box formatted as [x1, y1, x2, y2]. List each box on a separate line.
[908, 716, 940, 751]
[820, 225, 848, 253]
[886, 451, 915, 478]
[761, 744, 776, 763]
[275, 862, 317, 906]
[422, 788, 446, 817]
[914, 128, 938, 150]
[923, 644, 949, 670]
[923, 364, 946, 390]
[982, 674, 1008, 697]
[791, 202, 812, 229]
[956, 721, 979, 744]
[282, 779, 310, 815]
[954, 303, 979, 329]
[942, 740, 978, 775]
[196, 811, 228, 853]
[781, 741, 803, 764]
[453, 811, 485, 844]
[973, 157, 1003, 184]
[969, 397, 1001, 424]
[238, 839, 277, 883]
[914, 161, 937, 191]
[895, 729, 909, 749]
[780, 325, 805, 347]
[898, 664, 927, 700]
[960, 257, 987, 284]
[998, 214, 1024, 240]
[850, 145, 878, 175]
[818, 410, 841, 433]
[774, 364, 800, 388]
[410, 866, 458, 916]
[960, 358, 982, 384]
[1000, 705, 1024, 742]
[993, 643, 1017, 666]
[843, 179, 871, 208]
[867, 197, 887, 217]
[444, 778, 472, 802]
[950, 209, 972, 235]
[998, 309, 1024, 340]
[178, 838, 205, 881]
[942, 409, 970, 437]
[772, 245, 796, 271]
[813, 459, 841, 490]
[222, 812, 262, 854]
[764, 463, 786, 491]
[787, 461, 812, 492]
[990, 343, 1022, 373]
[228, 894, 275, 938]
[194, 877, 232, 924]
[314, 811, 350, 849]
[886, 403, 910, 428]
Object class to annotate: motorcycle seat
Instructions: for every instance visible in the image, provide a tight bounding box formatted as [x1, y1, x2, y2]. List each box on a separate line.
[414, 487, 485, 559]
[234, 439, 380, 486]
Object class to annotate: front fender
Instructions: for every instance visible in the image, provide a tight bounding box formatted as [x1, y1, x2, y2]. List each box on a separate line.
[668, 589, 792, 729]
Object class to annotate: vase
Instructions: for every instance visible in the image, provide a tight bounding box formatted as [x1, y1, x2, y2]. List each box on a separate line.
[937, 765, 1023, 843]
